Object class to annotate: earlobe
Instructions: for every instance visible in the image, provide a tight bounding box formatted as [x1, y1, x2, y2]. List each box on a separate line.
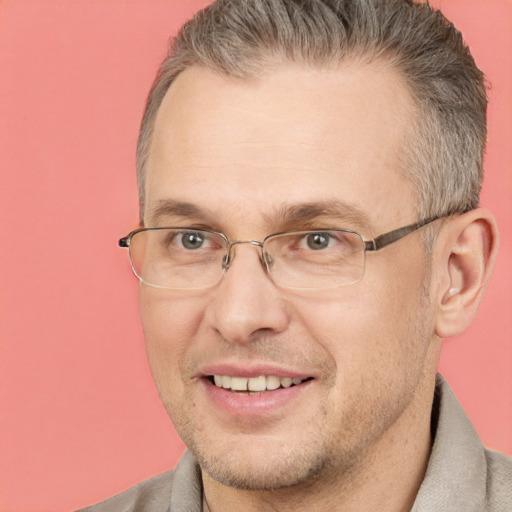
[434, 208, 499, 339]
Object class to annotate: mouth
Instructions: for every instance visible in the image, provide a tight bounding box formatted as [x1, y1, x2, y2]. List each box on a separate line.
[208, 375, 314, 394]
[200, 367, 315, 416]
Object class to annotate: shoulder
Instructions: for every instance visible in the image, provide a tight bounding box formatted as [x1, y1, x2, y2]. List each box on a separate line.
[485, 448, 512, 509]
[76, 470, 175, 512]
[413, 376, 512, 512]
[75, 451, 203, 512]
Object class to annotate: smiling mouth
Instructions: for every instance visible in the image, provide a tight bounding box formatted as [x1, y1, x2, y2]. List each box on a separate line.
[209, 375, 313, 394]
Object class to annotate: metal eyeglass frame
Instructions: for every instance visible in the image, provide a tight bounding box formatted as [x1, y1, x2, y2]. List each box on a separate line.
[118, 216, 442, 289]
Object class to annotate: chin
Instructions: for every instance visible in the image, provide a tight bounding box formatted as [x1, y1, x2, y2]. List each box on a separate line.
[183, 430, 339, 491]
[198, 449, 331, 491]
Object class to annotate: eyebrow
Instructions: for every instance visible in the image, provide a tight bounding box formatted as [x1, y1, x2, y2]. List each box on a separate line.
[148, 200, 204, 222]
[267, 200, 372, 232]
[146, 198, 372, 232]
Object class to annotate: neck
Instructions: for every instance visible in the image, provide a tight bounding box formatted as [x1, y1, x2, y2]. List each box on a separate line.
[202, 373, 436, 512]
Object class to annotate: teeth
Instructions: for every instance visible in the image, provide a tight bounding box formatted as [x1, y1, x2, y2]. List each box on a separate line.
[248, 376, 266, 392]
[266, 375, 280, 390]
[230, 377, 248, 391]
[222, 376, 231, 389]
[212, 375, 307, 392]
[280, 377, 292, 388]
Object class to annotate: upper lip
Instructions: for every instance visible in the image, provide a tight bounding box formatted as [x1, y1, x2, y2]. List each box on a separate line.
[198, 362, 313, 380]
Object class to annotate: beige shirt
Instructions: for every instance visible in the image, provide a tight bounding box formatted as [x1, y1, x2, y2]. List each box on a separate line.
[78, 375, 512, 511]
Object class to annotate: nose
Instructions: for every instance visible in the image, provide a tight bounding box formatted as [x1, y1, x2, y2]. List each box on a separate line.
[205, 243, 290, 344]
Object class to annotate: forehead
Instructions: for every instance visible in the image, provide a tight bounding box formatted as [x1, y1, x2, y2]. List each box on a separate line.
[145, 62, 417, 233]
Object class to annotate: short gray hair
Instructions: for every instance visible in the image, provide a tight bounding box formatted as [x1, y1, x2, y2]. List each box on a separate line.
[136, 0, 487, 223]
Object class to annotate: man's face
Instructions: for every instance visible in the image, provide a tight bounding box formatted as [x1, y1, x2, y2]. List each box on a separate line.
[140, 62, 439, 490]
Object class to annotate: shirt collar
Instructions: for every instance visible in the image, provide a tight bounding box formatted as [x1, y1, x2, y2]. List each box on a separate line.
[411, 374, 487, 512]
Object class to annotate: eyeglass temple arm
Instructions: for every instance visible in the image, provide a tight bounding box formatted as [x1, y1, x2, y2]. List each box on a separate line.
[364, 216, 441, 252]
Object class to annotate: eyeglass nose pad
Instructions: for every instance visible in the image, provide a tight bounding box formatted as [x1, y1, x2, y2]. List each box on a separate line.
[222, 252, 232, 271]
[263, 251, 274, 270]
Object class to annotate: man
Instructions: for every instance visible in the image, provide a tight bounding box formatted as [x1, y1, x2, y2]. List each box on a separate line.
[79, 0, 512, 510]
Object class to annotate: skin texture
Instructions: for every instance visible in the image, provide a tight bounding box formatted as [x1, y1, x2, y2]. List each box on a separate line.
[138, 63, 498, 512]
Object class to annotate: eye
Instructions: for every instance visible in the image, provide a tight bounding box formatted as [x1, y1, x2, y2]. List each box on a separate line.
[176, 231, 208, 250]
[301, 232, 336, 250]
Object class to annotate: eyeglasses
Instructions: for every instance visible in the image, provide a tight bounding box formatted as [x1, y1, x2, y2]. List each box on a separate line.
[119, 216, 441, 290]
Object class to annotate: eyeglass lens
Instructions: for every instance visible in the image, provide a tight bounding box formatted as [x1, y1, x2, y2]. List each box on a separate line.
[128, 228, 366, 290]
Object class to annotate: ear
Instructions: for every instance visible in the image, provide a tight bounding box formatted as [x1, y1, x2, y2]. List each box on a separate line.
[434, 208, 499, 339]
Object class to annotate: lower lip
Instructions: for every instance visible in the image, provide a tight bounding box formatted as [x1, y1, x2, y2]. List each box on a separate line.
[201, 378, 313, 417]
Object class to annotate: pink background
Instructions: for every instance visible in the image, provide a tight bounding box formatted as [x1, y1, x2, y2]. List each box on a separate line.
[0, 1, 511, 511]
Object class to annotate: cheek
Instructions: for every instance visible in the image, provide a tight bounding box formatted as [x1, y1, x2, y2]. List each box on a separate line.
[139, 286, 207, 337]
[138, 287, 207, 386]
[292, 283, 403, 352]
[291, 272, 429, 389]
